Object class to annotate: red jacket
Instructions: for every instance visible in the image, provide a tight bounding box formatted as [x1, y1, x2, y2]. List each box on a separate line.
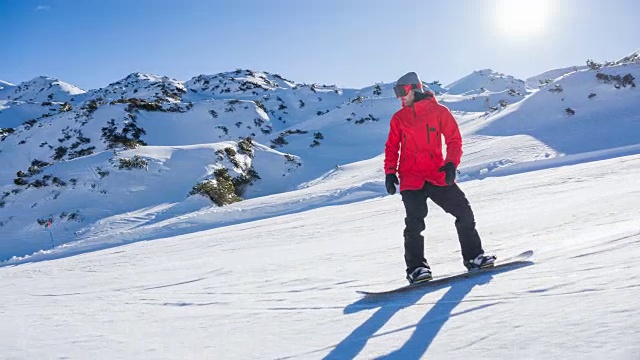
[384, 94, 463, 191]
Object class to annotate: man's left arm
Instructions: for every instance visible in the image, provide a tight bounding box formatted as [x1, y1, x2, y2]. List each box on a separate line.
[440, 107, 463, 167]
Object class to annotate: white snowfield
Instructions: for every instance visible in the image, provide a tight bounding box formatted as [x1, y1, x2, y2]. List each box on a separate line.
[1, 53, 640, 359]
[1, 153, 640, 359]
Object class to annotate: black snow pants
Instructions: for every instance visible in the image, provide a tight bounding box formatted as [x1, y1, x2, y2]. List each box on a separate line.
[401, 182, 484, 274]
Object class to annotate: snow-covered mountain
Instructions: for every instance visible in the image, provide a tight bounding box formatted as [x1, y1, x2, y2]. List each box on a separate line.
[611, 49, 640, 65]
[1, 52, 639, 262]
[0, 76, 85, 102]
[0, 77, 87, 130]
[478, 58, 640, 154]
[525, 65, 586, 89]
[446, 69, 527, 96]
[85, 72, 187, 103]
[2, 50, 640, 359]
[437, 69, 529, 113]
[0, 79, 15, 91]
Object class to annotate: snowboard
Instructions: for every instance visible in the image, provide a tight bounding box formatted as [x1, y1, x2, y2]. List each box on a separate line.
[357, 250, 533, 297]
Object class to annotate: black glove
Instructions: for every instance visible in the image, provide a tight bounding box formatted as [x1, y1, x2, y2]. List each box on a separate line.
[438, 162, 457, 186]
[385, 173, 399, 195]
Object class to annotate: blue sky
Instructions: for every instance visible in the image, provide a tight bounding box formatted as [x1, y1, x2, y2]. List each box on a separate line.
[2, 0, 638, 90]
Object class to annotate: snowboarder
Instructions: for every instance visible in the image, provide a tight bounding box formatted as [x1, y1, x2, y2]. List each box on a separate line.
[384, 71, 496, 284]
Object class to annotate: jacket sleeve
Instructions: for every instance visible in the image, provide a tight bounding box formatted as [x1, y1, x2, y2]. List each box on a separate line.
[439, 106, 463, 167]
[384, 115, 401, 174]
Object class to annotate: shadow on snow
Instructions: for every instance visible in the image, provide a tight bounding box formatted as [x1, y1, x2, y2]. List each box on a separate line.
[323, 262, 533, 360]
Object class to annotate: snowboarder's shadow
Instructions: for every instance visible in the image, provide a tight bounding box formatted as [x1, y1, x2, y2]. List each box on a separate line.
[324, 262, 533, 360]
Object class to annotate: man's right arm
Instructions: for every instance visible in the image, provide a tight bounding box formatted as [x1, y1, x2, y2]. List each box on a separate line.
[384, 116, 401, 174]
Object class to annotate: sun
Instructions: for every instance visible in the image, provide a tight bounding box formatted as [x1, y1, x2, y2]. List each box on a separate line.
[495, 0, 549, 38]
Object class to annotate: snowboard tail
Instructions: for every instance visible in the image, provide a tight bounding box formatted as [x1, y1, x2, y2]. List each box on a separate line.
[357, 250, 533, 296]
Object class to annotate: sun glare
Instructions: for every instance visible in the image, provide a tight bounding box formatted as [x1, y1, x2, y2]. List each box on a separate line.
[495, 0, 549, 38]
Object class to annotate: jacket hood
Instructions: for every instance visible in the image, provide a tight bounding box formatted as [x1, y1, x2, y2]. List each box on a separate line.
[414, 90, 435, 102]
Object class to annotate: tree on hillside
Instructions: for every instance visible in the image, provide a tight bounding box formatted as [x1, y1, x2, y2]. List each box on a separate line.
[373, 84, 382, 96]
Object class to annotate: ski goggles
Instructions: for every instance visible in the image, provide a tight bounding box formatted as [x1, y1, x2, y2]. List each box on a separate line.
[393, 83, 422, 97]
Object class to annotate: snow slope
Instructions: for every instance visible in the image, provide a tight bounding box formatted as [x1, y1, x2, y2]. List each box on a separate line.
[477, 63, 640, 154]
[1, 153, 639, 359]
[525, 65, 585, 89]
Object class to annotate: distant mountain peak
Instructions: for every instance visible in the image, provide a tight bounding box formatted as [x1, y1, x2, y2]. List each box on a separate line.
[93, 72, 187, 102]
[120, 72, 177, 83]
[0, 79, 15, 91]
[0, 76, 85, 102]
[185, 69, 301, 96]
[445, 69, 525, 95]
[26, 76, 85, 90]
[184, 68, 343, 97]
[614, 49, 640, 65]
